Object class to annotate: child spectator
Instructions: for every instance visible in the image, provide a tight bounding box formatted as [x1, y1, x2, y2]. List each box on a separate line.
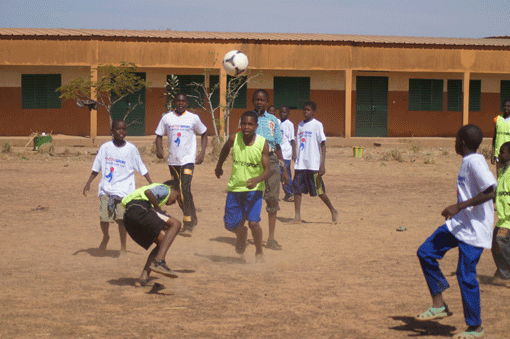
[155, 93, 208, 237]
[292, 101, 338, 224]
[83, 120, 152, 255]
[491, 99, 510, 173]
[279, 105, 296, 202]
[492, 141, 510, 286]
[415, 124, 496, 339]
[215, 111, 270, 261]
[122, 180, 181, 286]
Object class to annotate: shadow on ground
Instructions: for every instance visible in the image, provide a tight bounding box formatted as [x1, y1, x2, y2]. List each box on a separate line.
[389, 316, 456, 337]
[194, 253, 246, 264]
[72, 248, 123, 258]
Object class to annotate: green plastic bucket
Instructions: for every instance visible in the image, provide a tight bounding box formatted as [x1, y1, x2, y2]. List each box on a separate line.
[33, 135, 52, 150]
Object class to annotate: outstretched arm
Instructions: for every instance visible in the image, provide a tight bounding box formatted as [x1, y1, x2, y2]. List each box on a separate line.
[215, 134, 235, 178]
[246, 141, 271, 189]
[83, 171, 99, 196]
[196, 132, 208, 165]
[441, 185, 496, 219]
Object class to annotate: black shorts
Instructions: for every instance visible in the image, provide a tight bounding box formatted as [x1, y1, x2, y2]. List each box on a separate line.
[123, 201, 170, 250]
[292, 170, 325, 196]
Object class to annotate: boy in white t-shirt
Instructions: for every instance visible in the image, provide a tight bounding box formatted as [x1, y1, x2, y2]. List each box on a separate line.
[415, 124, 496, 339]
[83, 120, 153, 255]
[155, 93, 208, 237]
[279, 106, 296, 202]
[292, 101, 338, 224]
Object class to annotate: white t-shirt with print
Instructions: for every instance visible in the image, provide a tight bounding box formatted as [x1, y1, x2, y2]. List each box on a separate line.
[280, 119, 295, 161]
[92, 141, 149, 197]
[445, 153, 497, 249]
[155, 111, 207, 166]
[294, 118, 326, 171]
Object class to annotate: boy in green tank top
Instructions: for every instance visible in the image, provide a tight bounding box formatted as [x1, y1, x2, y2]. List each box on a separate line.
[492, 141, 510, 285]
[215, 111, 270, 261]
[491, 99, 510, 173]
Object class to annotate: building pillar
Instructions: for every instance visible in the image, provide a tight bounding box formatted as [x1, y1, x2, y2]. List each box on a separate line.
[90, 65, 98, 142]
[219, 67, 227, 138]
[463, 72, 470, 126]
[345, 69, 353, 138]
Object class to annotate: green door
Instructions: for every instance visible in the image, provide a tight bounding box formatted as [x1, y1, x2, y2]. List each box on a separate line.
[111, 73, 146, 136]
[355, 76, 388, 137]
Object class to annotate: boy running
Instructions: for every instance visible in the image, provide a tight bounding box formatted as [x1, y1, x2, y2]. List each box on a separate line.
[215, 111, 270, 261]
[415, 124, 496, 339]
[155, 93, 208, 237]
[292, 101, 338, 224]
[83, 120, 152, 255]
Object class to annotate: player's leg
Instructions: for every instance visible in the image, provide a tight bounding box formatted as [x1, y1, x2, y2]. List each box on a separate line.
[223, 192, 246, 255]
[415, 225, 457, 320]
[245, 191, 264, 259]
[264, 154, 281, 249]
[150, 212, 181, 278]
[315, 175, 338, 224]
[291, 170, 307, 223]
[114, 201, 127, 255]
[492, 226, 510, 282]
[179, 163, 197, 236]
[456, 241, 484, 334]
[99, 222, 110, 250]
[281, 159, 294, 201]
[99, 195, 112, 250]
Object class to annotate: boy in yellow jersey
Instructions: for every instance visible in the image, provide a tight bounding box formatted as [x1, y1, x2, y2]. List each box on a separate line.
[215, 111, 270, 261]
[121, 180, 181, 287]
[492, 141, 510, 286]
[491, 99, 510, 173]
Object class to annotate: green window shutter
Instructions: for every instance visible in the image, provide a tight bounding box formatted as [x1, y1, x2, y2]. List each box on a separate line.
[430, 79, 443, 111]
[209, 75, 220, 108]
[447, 80, 462, 111]
[409, 79, 443, 111]
[22, 75, 36, 109]
[173, 75, 205, 109]
[22, 74, 61, 109]
[274, 77, 310, 110]
[408, 79, 421, 111]
[501, 80, 510, 111]
[227, 75, 247, 109]
[469, 80, 481, 112]
[47, 74, 62, 109]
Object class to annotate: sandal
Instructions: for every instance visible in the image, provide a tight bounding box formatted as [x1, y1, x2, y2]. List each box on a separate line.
[266, 239, 282, 250]
[452, 328, 485, 339]
[415, 304, 452, 321]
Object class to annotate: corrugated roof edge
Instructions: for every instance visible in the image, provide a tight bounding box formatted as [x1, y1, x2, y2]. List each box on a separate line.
[2, 28, 510, 47]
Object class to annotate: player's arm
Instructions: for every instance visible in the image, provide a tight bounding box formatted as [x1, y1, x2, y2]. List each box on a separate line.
[491, 124, 497, 164]
[196, 132, 208, 165]
[143, 173, 153, 184]
[318, 141, 327, 177]
[155, 135, 165, 159]
[215, 134, 235, 178]
[441, 185, 496, 219]
[83, 171, 99, 196]
[246, 141, 271, 189]
[145, 188, 164, 212]
[291, 139, 297, 162]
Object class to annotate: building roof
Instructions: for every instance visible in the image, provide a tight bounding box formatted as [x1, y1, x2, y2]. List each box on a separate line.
[2, 28, 510, 47]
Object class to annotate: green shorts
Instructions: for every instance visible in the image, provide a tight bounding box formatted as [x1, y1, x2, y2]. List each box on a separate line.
[99, 195, 125, 222]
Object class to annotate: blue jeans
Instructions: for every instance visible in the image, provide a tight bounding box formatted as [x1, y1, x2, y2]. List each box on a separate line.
[417, 225, 483, 327]
[280, 159, 293, 196]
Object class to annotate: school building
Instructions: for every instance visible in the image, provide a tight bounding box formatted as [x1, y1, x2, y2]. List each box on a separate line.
[1, 28, 510, 138]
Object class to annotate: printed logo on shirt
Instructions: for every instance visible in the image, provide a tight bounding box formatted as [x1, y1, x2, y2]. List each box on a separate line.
[233, 159, 260, 168]
[268, 120, 275, 136]
[105, 167, 114, 182]
[174, 132, 182, 147]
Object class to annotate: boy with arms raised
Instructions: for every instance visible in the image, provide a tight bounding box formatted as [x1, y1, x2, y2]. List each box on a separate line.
[122, 180, 181, 286]
[416, 124, 496, 339]
[215, 111, 270, 261]
[83, 120, 152, 255]
[155, 93, 208, 237]
[292, 101, 338, 224]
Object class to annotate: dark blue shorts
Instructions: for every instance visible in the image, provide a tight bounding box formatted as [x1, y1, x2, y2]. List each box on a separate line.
[223, 191, 263, 231]
[292, 170, 325, 196]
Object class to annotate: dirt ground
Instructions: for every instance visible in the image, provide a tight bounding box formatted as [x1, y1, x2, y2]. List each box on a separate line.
[1, 142, 509, 339]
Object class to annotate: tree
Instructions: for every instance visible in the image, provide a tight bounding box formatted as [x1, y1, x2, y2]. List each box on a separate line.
[57, 62, 150, 129]
[169, 70, 260, 144]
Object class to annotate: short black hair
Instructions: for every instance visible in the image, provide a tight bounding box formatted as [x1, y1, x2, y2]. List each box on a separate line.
[174, 93, 189, 101]
[457, 124, 483, 151]
[111, 119, 126, 129]
[163, 179, 179, 190]
[280, 105, 289, 111]
[500, 141, 510, 154]
[252, 89, 269, 101]
[303, 101, 317, 111]
[241, 110, 258, 123]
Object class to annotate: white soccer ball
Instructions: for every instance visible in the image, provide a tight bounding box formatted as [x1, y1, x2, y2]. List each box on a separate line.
[222, 50, 249, 76]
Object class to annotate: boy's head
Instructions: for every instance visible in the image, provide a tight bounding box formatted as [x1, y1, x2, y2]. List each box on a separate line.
[163, 179, 180, 205]
[503, 99, 510, 115]
[173, 93, 189, 115]
[240, 111, 258, 136]
[111, 120, 127, 141]
[303, 101, 317, 122]
[499, 142, 510, 165]
[455, 124, 483, 155]
[252, 89, 269, 114]
[279, 106, 290, 121]
[267, 105, 276, 115]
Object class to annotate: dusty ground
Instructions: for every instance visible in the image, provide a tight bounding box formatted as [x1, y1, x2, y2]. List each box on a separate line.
[1, 142, 509, 339]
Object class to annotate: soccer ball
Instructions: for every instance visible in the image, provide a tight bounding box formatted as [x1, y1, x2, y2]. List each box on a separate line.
[222, 50, 249, 76]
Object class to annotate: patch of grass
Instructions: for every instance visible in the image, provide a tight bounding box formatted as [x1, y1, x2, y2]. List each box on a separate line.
[441, 149, 449, 156]
[2, 142, 12, 153]
[37, 142, 55, 155]
[424, 156, 435, 164]
[381, 149, 404, 162]
[410, 143, 420, 153]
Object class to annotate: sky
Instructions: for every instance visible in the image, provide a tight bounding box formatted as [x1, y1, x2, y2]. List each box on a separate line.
[2, 0, 510, 39]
